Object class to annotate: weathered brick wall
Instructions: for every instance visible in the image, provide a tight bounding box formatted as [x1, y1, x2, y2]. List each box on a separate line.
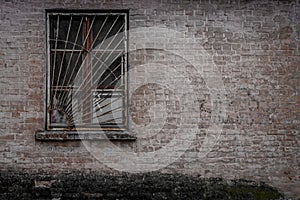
[0, 0, 299, 199]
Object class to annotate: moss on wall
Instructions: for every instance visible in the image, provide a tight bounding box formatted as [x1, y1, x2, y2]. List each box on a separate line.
[0, 171, 284, 200]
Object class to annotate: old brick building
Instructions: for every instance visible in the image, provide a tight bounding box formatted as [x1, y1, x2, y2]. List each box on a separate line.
[0, 0, 299, 199]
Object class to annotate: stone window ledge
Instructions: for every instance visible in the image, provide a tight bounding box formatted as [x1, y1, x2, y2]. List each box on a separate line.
[35, 130, 136, 141]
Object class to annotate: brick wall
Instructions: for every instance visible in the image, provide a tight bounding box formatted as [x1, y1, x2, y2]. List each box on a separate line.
[0, 0, 299, 199]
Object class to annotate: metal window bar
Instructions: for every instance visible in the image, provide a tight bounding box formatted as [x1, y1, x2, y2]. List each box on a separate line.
[63, 19, 126, 126]
[47, 11, 128, 130]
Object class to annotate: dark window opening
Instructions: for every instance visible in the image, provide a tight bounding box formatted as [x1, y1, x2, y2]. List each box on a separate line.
[46, 10, 128, 131]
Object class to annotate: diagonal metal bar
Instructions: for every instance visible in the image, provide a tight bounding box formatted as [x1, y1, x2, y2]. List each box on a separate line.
[77, 49, 123, 104]
[59, 15, 109, 107]
[88, 22, 125, 87]
[50, 15, 60, 104]
[49, 39, 83, 50]
[57, 16, 95, 108]
[73, 15, 123, 95]
[54, 16, 73, 103]
[73, 36, 124, 103]
[70, 59, 124, 115]
[85, 105, 124, 119]
[94, 92, 124, 113]
[65, 93, 125, 126]
[57, 16, 83, 101]
[89, 15, 109, 49]
[96, 61, 122, 88]
[66, 75, 125, 119]
[63, 49, 123, 118]
[63, 15, 96, 89]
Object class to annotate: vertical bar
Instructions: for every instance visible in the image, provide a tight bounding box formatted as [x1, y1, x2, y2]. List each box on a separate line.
[46, 12, 51, 130]
[124, 12, 129, 129]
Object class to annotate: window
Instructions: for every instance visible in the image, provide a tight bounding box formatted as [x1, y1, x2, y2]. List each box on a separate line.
[46, 10, 128, 131]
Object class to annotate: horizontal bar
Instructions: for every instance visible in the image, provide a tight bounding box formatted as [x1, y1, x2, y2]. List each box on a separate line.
[92, 88, 124, 91]
[51, 86, 80, 89]
[50, 49, 125, 52]
[50, 49, 83, 52]
[91, 49, 125, 52]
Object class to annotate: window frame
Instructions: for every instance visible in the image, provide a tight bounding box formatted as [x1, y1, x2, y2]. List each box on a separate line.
[45, 9, 129, 132]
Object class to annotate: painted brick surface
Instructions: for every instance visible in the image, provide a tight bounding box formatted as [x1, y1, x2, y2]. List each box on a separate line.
[0, 0, 299, 199]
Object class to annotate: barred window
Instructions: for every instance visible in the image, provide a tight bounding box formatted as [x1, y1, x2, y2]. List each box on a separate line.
[46, 10, 128, 131]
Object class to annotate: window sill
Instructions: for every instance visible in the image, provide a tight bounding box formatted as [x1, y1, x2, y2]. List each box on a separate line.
[35, 130, 136, 141]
